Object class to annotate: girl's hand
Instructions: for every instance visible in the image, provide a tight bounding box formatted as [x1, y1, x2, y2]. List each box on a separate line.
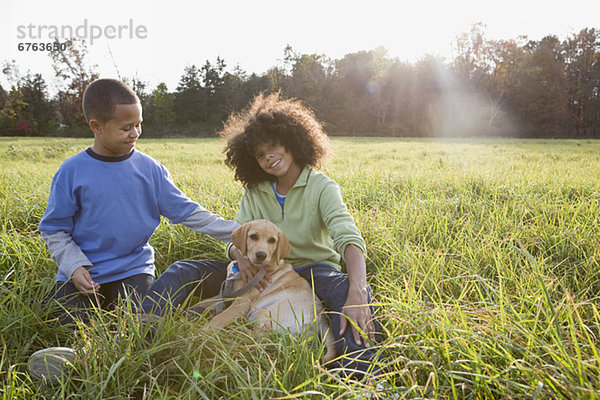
[340, 285, 375, 347]
[71, 266, 100, 294]
[340, 244, 375, 346]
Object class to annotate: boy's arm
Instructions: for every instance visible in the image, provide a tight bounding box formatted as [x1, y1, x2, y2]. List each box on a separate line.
[179, 205, 239, 242]
[38, 161, 98, 293]
[41, 232, 93, 280]
[156, 164, 238, 240]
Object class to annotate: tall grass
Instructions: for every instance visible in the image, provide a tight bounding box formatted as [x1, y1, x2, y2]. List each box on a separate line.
[1, 137, 599, 398]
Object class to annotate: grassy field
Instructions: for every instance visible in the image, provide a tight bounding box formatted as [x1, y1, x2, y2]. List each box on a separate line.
[1, 136, 600, 399]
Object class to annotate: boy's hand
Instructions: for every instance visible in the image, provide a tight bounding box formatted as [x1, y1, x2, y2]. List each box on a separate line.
[71, 266, 100, 294]
[230, 245, 271, 291]
[236, 256, 268, 289]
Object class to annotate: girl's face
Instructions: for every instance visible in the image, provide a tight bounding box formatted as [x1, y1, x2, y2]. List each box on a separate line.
[254, 142, 299, 180]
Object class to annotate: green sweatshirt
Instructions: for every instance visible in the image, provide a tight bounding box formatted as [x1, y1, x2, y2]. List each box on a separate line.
[227, 167, 366, 271]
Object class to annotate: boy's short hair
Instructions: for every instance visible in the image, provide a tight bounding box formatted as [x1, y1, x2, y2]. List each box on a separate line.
[220, 92, 330, 188]
[82, 78, 139, 123]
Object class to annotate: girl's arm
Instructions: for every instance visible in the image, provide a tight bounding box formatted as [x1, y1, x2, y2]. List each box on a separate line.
[319, 181, 375, 344]
[340, 244, 376, 345]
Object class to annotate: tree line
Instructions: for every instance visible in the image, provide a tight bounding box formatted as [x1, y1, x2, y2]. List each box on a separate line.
[1, 25, 598, 138]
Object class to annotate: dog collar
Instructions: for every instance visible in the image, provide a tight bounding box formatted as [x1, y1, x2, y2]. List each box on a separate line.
[215, 266, 267, 314]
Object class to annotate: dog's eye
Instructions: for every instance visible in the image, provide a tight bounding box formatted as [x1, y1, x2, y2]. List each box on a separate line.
[267, 237, 276, 244]
[249, 234, 258, 241]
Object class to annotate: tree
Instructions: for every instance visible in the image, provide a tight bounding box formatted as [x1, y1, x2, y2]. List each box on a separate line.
[0, 61, 26, 135]
[0, 61, 54, 136]
[482, 38, 528, 131]
[412, 55, 443, 136]
[264, 67, 286, 93]
[508, 36, 571, 136]
[243, 72, 275, 100]
[564, 28, 600, 136]
[381, 60, 418, 135]
[20, 73, 54, 135]
[127, 76, 150, 113]
[201, 57, 226, 123]
[452, 23, 491, 87]
[0, 84, 6, 110]
[48, 38, 98, 129]
[174, 65, 204, 124]
[287, 51, 328, 111]
[0, 87, 27, 136]
[330, 47, 391, 133]
[450, 23, 500, 134]
[147, 82, 175, 129]
[219, 65, 251, 115]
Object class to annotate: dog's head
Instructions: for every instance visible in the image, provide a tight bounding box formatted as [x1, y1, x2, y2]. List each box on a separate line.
[231, 220, 291, 266]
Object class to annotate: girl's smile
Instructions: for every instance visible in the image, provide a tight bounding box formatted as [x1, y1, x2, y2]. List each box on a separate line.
[270, 158, 282, 169]
[254, 142, 301, 194]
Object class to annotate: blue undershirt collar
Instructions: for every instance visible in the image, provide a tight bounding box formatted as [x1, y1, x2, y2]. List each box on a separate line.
[271, 183, 286, 211]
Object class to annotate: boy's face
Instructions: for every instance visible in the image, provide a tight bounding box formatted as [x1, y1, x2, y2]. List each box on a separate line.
[90, 103, 142, 157]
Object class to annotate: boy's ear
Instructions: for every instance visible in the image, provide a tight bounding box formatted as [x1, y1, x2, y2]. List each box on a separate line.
[231, 224, 249, 255]
[275, 229, 291, 261]
[89, 119, 103, 135]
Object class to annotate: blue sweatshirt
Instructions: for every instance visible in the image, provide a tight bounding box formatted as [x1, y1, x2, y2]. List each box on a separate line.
[38, 148, 237, 284]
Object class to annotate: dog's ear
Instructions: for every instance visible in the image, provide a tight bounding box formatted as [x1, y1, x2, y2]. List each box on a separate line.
[231, 224, 249, 255]
[276, 229, 291, 261]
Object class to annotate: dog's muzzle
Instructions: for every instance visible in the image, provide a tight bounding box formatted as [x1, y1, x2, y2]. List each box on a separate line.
[254, 251, 267, 262]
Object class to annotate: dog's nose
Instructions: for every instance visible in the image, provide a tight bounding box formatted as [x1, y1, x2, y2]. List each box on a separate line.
[255, 251, 267, 261]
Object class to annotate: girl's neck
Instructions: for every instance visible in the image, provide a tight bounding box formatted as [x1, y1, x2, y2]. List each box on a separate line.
[275, 163, 302, 195]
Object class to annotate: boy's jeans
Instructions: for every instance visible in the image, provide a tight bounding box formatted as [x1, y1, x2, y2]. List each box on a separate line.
[45, 273, 154, 325]
[140, 260, 228, 315]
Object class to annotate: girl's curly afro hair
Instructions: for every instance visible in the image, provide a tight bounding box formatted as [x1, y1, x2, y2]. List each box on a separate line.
[219, 92, 330, 188]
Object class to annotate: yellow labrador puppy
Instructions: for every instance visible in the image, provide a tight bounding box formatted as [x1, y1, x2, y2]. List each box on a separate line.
[206, 219, 336, 362]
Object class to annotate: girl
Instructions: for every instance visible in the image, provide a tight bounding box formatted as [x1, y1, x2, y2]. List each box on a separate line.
[221, 92, 380, 376]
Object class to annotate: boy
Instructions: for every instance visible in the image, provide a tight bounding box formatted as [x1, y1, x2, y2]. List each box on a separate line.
[29, 78, 237, 379]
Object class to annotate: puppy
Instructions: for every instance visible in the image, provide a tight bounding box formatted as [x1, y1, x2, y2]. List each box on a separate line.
[206, 219, 336, 362]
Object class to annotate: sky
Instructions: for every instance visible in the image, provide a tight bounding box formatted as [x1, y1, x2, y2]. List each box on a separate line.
[1, 0, 599, 95]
